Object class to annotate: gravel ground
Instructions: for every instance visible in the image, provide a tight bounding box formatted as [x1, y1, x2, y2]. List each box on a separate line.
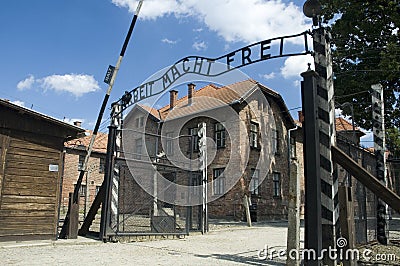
[1, 220, 398, 265]
[0, 221, 290, 266]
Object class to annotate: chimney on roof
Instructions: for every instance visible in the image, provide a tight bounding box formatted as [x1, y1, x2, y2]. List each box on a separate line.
[188, 83, 195, 105]
[170, 90, 178, 110]
[73, 121, 82, 127]
[298, 111, 304, 124]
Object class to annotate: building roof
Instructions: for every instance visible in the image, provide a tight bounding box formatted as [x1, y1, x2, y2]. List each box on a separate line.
[0, 98, 85, 140]
[335, 117, 365, 136]
[64, 130, 108, 153]
[294, 120, 302, 127]
[137, 104, 161, 121]
[294, 115, 365, 136]
[148, 79, 295, 127]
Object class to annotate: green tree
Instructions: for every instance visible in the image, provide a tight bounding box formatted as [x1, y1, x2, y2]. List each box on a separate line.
[387, 127, 400, 158]
[320, 1, 400, 139]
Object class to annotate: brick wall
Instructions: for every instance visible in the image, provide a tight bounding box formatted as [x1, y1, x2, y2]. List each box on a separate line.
[61, 148, 105, 214]
[116, 83, 296, 222]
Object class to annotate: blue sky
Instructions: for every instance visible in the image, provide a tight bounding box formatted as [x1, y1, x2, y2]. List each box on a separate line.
[0, 0, 373, 145]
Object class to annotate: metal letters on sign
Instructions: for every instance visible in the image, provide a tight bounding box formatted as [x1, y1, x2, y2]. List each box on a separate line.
[118, 31, 311, 109]
[104, 65, 116, 84]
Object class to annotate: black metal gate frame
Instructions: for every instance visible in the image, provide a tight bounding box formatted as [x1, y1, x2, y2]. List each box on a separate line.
[111, 154, 191, 237]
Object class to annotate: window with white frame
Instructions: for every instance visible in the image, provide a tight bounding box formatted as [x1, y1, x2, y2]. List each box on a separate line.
[165, 132, 174, 155]
[136, 116, 144, 128]
[258, 99, 264, 111]
[95, 185, 101, 196]
[250, 122, 259, 148]
[214, 122, 226, 148]
[249, 169, 260, 196]
[272, 172, 281, 197]
[213, 168, 225, 195]
[191, 173, 201, 196]
[189, 127, 199, 152]
[99, 157, 105, 173]
[272, 129, 279, 154]
[78, 154, 85, 170]
[74, 184, 87, 197]
[135, 138, 143, 159]
[290, 136, 296, 159]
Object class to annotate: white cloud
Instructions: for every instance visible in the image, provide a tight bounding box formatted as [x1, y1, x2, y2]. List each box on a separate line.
[293, 79, 301, 88]
[193, 41, 207, 51]
[223, 44, 231, 51]
[193, 28, 203, 32]
[335, 108, 352, 120]
[17, 75, 35, 90]
[335, 108, 343, 117]
[17, 73, 100, 97]
[112, 0, 311, 44]
[112, 0, 186, 20]
[161, 38, 178, 44]
[260, 72, 276, 80]
[40, 74, 100, 97]
[280, 55, 314, 79]
[63, 118, 86, 126]
[11, 100, 25, 107]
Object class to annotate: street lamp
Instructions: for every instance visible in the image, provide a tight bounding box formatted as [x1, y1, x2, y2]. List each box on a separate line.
[303, 0, 321, 26]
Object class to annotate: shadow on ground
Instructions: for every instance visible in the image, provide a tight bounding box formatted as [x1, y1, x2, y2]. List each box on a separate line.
[195, 252, 285, 265]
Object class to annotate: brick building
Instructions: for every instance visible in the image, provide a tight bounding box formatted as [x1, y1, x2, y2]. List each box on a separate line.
[61, 124, 107, 215]
[121, 79, 297, 221]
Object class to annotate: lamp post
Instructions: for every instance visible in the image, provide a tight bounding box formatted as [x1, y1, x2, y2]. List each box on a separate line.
[303, 0, 321, 26]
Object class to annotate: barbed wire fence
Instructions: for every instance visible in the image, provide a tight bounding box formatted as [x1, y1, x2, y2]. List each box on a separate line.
[336, 133, 400, 244]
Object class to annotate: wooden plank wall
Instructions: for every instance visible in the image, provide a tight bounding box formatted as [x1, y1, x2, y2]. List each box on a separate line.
[0, 136, 61, 240]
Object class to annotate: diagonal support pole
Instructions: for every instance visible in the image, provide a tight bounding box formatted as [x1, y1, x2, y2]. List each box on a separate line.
[332, 146, 400, 214]
[59, 0, 144, 239]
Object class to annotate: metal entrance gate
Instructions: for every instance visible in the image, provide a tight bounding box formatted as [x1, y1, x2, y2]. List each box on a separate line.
[113, 158, 202, 236]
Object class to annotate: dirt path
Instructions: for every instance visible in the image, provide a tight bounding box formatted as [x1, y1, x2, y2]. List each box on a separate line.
[0, 222, 290, 265]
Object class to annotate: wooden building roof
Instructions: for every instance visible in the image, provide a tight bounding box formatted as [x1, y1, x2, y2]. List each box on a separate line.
[0, 99, 85, 141]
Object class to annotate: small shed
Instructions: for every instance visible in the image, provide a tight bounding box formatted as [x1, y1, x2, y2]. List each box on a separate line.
[0, 99, 84, 241]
